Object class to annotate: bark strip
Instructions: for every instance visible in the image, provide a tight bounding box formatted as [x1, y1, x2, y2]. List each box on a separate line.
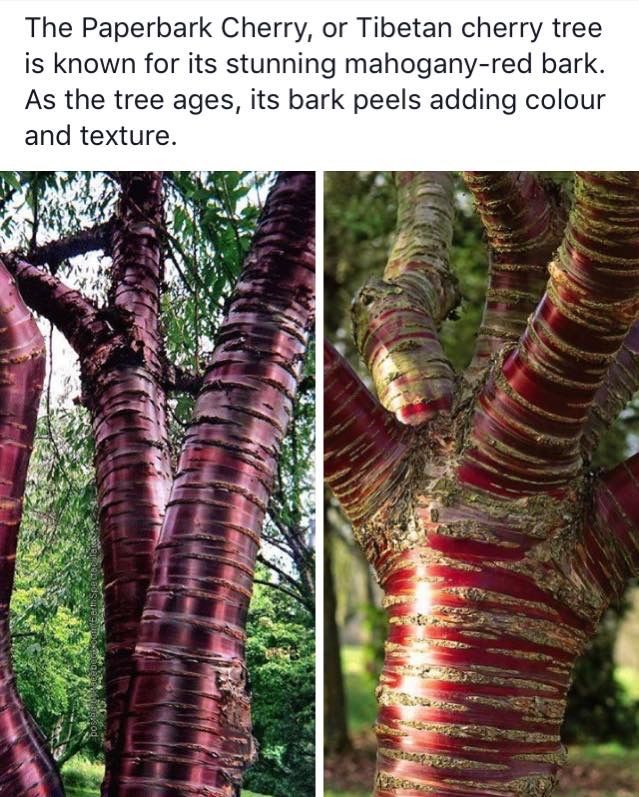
[112, 172, 315, 796]
[463, 172, 566, 381]
[352, 172, 457, 426]
[0, 262, 64, 796]
[460, 172, 639, 497]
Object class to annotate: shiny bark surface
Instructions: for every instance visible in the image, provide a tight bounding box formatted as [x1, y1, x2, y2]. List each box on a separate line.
[325, 172, 639, 797]
[2, 171, 315, 795]
[111, 172, 315, 796]
[0, 262, 63, 796]
[91, 174, 173, 789]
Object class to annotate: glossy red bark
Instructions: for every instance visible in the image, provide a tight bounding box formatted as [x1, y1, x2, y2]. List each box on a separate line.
[325, 171, 639, 797]
[111, 172, 315, 796]
[0, 261, 64, 796]
[92, 173, 173, 794]
[324, 342, 409, 523]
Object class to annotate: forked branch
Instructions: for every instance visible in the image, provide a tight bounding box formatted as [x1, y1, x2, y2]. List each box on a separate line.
[112, 171, 315, 795]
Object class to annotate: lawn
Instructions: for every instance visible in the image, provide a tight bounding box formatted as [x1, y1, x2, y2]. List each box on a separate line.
[62, 755, 271, 796]
[326, 646, 639, 796]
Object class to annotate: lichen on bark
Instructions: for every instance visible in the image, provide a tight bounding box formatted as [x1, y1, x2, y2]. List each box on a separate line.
[325, 171, 639, 797]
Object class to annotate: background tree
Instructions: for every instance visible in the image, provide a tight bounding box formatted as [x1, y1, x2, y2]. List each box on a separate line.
[0, 170, 315, 797]
[328, 171, 633, 793]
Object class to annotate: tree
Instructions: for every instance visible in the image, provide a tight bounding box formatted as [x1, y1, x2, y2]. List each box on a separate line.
[324, 515, 351, 755]
[0, 170, 315, 796]
[325, 171, 639, 796]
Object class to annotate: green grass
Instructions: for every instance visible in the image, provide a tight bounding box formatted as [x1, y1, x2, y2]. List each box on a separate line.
[60, 756, 270, 796]
[61, 756, 102, 794]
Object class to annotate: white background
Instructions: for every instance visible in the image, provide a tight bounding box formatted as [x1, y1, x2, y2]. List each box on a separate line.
[0, 0, 638, 169]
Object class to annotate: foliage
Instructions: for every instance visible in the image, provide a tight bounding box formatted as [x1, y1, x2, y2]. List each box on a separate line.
[12, 407, 104, 763]
[61, 755, 103, 792]
[244, 577, 315, 797]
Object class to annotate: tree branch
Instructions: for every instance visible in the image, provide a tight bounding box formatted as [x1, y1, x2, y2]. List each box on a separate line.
[253, 577, 311, 608]
[582, 321, 639, 453]
[324, 341, 410, 524]
[463, 172, 567, 380]
[0, 260, 64, 795]
[110, 171, 165, 377]
[2, 255, 109, 358]
[162, 361, 204, 395]
[459, 172, 639, 497]
[351, 172, 458, 425]
[589, 452, 639, 601]
[255, 553, 313, 611]
[26, 219, 114, 273]
[95, 172, 173, 794]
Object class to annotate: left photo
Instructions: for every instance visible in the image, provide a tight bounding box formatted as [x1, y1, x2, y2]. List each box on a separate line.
[0, 171, 316, 797]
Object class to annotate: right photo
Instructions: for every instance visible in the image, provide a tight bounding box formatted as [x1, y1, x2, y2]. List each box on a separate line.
[324, 172, 639, 797]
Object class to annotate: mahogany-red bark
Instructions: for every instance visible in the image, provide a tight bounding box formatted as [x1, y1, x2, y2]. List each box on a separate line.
[0, 261, 64, 796]
[92, 173, 173, 793]
[111, 172, 315, 796]
[325, 171, 639, 797]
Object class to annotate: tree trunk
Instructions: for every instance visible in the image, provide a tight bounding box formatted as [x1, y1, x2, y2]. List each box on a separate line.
[325, 171, 639, 796]
[111, 171, 315, 796]
[324, 518, 351, 755]
[84, 172, 173, 795]
[0, 262, 64, 796]
[2, 170, 315, 795]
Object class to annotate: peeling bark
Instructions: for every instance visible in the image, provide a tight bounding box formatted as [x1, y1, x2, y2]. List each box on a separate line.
[325, 171, 639, 797]
[92, 172, 173, 794]
[352, 173, 458, 426]
[460, 172, 639, 496]
[0, 170, 315, 794]
[324, 342, 410, 524]
[462, 172, 566, 381]
[111, 172, 315, 796]
[0, 262, 64, 796]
